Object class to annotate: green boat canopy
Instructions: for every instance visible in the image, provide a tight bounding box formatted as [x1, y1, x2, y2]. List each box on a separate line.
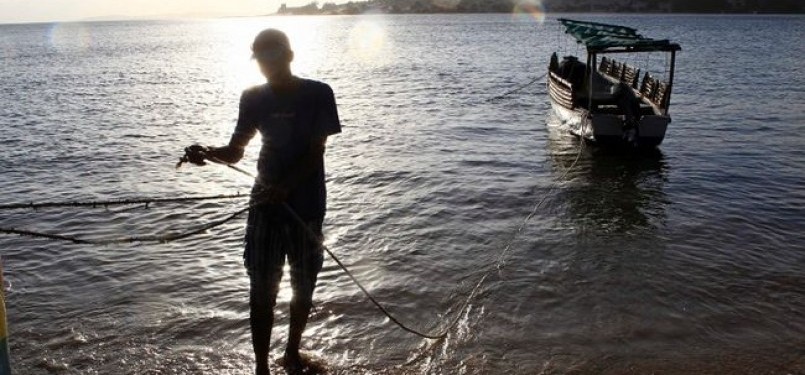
[558, 18, 681, 53]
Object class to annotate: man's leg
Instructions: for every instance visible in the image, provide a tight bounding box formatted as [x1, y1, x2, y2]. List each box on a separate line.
[285, 219, 324, 366]
[245, 209, 287, 375]
[250, 273, 281, 375]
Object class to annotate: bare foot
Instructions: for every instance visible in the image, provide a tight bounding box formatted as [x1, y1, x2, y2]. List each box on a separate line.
[279, 351, 328, 374]
[256, 362, 270, 375]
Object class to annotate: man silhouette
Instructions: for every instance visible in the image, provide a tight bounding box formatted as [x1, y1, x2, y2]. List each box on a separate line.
[185, 28, 340, 374]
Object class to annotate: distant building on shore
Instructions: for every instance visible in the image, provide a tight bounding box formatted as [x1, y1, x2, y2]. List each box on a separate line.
[276, 2, 321, 15]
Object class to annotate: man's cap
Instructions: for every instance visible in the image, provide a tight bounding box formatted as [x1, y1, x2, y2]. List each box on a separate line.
[251, 29, 291, 58]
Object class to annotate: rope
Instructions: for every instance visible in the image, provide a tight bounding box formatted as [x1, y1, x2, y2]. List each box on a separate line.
[206, 158, 459, 339]
[484, 72, 547, 103]
[207, 145, 584, 339]
[282, 201, 455, 339]
[0, 193, 248, 211]
[0, 146, 584, 339]
[0, 207, 249, 245]
[494, 133, 585, 271]
[0, 77, 581, 340]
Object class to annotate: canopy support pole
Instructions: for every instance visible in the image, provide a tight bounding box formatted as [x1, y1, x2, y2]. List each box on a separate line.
[665, 50, 676, 115]
[587, 51, 594, 112]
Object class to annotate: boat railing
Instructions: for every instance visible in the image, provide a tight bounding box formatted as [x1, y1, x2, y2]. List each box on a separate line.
[623, 65, 640, 89]
[548, 71, 576, 109]
[639, 72, 670, 110]
[599, 57, 641, 89]
[601, 57, 670, 110]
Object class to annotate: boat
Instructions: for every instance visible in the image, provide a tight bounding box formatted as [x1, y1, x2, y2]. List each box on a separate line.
[547, 18, 681, 148]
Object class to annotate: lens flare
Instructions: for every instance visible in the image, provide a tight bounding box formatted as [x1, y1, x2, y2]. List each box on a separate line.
[348, 20, 389, 65]
[0, 34, 14, 61]
[512, 0, 547, 24]
[49, 22, 93, 53]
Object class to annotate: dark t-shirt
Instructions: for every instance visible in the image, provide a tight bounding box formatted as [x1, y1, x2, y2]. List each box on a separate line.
[231, 78, 341, 220]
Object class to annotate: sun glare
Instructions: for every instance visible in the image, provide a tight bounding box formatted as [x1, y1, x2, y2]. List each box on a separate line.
[208, 16, 329, 90]
[205, 17, 333, 159]
[278, 16, 329, 76]
[208, 19, 265, 90]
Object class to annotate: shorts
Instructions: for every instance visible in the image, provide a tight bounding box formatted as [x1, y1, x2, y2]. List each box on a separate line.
[243, 206, 324, 302]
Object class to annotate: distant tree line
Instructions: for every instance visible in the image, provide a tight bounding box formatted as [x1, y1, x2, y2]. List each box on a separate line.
[541, 0, 804, 13]
[275, 0, 804, 15]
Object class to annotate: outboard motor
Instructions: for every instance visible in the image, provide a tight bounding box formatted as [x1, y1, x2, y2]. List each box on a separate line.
[611, 82, 642, 144]
[549, 52, 559, 72]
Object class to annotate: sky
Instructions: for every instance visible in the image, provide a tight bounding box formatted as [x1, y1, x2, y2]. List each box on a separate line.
[0, 0, 330, 24]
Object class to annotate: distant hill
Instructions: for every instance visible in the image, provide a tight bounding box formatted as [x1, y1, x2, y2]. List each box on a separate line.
[276, 0, 804, 15]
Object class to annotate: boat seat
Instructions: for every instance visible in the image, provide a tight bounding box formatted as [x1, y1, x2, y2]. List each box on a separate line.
[623, 65, 639, 88]
[577, 85, 619, 107]
[654, 82, 669, 107]
[639, 73, 671, 108]
[599, 57, 611, 76]
[640, 72, 656, 97]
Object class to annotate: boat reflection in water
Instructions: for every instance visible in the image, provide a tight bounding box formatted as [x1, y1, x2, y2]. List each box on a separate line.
[509, 120, 676, 373]
[546, 120, 668, 235]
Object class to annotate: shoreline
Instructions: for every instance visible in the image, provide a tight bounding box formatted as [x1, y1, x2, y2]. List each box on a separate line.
[1, 11, 803, 26]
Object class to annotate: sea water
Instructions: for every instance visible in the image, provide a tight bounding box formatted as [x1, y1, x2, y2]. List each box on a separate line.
[0, 14, 803, 374]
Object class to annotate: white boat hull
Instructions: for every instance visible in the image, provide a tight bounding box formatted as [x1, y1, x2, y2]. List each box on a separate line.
[548, 88, 670, 148]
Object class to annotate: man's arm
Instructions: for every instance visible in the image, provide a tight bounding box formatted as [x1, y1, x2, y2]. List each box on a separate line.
[205, 132, 251, 165]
